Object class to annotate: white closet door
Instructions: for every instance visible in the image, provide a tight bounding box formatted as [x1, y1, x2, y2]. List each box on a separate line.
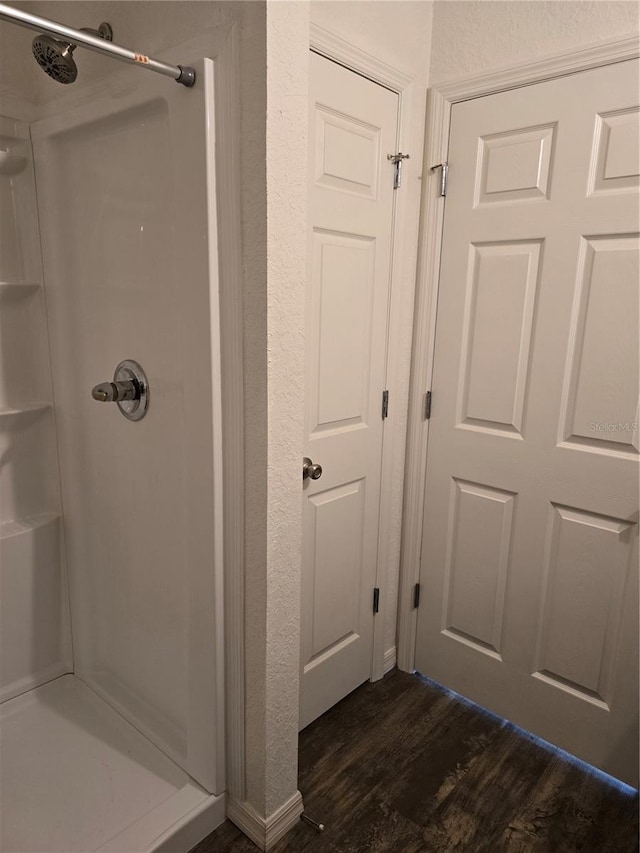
[300, 53, 398, 729]
[416, 58, 639, 786]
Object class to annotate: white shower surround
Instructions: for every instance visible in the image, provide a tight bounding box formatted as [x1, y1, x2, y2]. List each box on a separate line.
[0, 26, 234, 853]
[32, 53, 225, 789]
[0, 115, 72, 703]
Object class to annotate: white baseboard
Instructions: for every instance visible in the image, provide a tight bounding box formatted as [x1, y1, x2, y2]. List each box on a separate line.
[227, 790, 303, 851]
[384, 646, 397, 675]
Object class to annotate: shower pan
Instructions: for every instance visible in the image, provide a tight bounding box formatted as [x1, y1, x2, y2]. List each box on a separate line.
[0, 15, 225, 852]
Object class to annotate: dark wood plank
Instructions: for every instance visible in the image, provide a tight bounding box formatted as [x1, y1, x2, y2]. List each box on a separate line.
[190, 670, 639, 853]
[272, 793, 426, 853]
[499, 756, 640, 853]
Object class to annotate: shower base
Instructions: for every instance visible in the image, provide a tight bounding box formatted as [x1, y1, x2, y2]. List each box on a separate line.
[0, 675, 225, 852]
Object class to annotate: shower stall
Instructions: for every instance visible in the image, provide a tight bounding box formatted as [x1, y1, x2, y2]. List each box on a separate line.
[0, 6, 228, 851]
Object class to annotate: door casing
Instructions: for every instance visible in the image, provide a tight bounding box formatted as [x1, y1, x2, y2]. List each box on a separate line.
[310, 24, 422, 681]
[397, 33, 640, 673]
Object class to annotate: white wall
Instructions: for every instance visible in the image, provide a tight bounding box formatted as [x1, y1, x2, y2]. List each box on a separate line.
[310, 0, 434, 663]
[430, 0, 639, 83]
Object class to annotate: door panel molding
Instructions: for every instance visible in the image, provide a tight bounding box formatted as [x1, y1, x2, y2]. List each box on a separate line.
[398, 33, 640, 674]
[310, 25, 421, 683]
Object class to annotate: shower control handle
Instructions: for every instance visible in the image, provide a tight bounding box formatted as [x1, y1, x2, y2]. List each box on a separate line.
[92, 379, 139, 403]
[91, 360, 149, 421]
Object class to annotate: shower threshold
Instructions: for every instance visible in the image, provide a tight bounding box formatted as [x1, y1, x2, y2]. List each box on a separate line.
[0, 675, 225, 852]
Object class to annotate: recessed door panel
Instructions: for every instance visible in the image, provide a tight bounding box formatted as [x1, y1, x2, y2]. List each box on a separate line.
[314, 106, 380, 198]
[459, 241, 541, 435]
[305, 480, 365, 663]
[589, 108, 640, 194]
[309, 231, 375, 433]
[534, 505, 634, 707]
[475, 124, 556, 205]
[443, 479, 515, 657]
[560, 235, 639, 455]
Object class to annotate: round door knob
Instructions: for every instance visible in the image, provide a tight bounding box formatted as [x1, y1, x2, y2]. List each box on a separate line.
[303, 457, 323, 481]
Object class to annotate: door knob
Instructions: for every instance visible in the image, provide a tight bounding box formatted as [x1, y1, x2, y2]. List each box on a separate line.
[303, 457, 323, 481]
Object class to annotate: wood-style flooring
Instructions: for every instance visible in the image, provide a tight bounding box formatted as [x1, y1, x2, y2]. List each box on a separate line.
[190, 669, 639, 852]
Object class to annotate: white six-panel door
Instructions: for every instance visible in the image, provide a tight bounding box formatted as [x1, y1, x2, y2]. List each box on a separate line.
[300, 53, 398, 729]
[415, 58, 639, 786]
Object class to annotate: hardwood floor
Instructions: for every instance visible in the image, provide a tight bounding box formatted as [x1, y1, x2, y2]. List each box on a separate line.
[191, 670, 639, 852]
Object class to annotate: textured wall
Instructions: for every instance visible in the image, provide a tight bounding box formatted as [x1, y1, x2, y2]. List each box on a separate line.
[430, 0, 639, 83]
[240, 0, 309, 820]
[264, 0, 309, 816]
[239, 0, 269, 817]
[310, 1, 434, 661]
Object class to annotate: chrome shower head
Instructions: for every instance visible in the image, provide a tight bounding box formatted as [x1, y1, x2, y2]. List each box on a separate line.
[31, 23, 113, 85]
[32, 34, 77, 83]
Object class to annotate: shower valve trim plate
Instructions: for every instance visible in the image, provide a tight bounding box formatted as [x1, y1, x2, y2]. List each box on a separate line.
[92, 360, 149, 421]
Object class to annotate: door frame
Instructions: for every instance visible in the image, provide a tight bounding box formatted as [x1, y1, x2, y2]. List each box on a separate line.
[309, 24, 418, 681]
[397, 33, 640, 673]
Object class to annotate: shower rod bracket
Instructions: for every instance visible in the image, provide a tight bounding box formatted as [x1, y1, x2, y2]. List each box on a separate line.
[176, 65, 196, 88]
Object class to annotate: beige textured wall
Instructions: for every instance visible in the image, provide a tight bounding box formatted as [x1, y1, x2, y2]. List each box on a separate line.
[242, 0, 309, 819]
[430, 0, 639, 83]
[310, 0, 434, 661]
[265, 0, 309, 817]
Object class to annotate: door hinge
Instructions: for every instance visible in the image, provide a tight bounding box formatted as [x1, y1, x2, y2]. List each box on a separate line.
[373, 587, 380, 614]
[430, 161, 448, 197]
[382, 389, 389, 419]
[387, 152, 410, 189]
[424, 390, 432, 420]
[413, 583, 421, 609]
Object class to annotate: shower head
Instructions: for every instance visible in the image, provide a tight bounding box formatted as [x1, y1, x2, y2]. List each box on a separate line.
[32, 34, 77, 83]
[32, 22, 113, 84]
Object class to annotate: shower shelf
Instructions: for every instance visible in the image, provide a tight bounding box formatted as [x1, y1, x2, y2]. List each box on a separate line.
[0, 402, 50, 421]
[0, 282, 41, 298]
[0, 513, 59, 541]
[0, 149, 28, 176]
[0, 133, 27, 148]
[0, 281, 40, 288]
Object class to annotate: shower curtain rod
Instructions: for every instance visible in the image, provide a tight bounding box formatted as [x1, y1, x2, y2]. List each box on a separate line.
[0, 3, 196, 87]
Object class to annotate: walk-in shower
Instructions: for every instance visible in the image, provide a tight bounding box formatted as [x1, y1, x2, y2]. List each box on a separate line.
[0, 4, 226, 851]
